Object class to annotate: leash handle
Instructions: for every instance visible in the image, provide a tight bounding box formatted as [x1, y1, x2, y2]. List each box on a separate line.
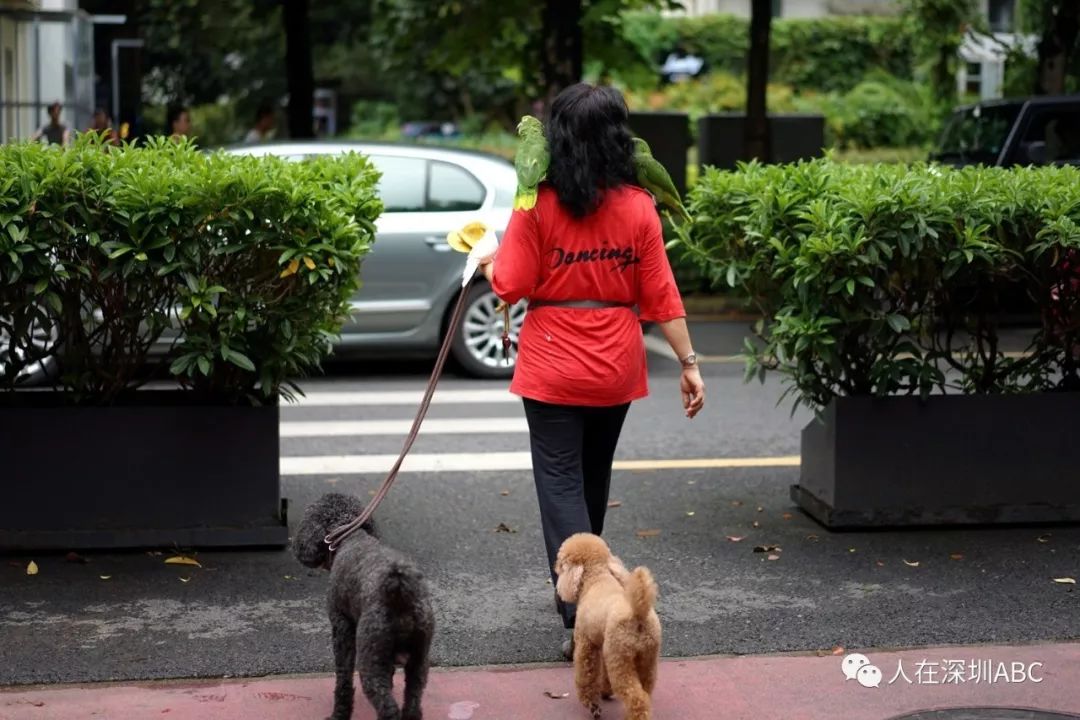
[325, 273, 480, 551]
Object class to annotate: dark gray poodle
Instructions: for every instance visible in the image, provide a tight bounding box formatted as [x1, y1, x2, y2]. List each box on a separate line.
[294, 493, 435, 720]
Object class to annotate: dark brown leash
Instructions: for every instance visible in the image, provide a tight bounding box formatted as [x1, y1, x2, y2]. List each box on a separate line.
[324, 275, 494, 552]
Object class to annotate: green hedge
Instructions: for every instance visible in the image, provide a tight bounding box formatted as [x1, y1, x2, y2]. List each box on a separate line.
[621, 12, 916, 94]
[673, 160, 1080, 411]
[0, 135, 381, 403]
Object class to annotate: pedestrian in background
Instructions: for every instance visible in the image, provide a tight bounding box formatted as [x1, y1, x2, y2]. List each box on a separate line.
[30, 101, 71, 146]
[87, 108, 120, 146]
[243, 102, 276, 144]
[166, 105, 192, 141]
[476, 83, 705, 658]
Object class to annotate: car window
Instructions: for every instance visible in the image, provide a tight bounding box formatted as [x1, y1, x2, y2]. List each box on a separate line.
[1014, 107, 1080, 165]
[367, 155, 427, 213]
[427, 161, 485, 212]
[935, 104, 1021, 163]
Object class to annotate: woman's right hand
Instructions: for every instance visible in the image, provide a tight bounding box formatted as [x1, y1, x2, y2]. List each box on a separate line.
[681, 366, 705, 419]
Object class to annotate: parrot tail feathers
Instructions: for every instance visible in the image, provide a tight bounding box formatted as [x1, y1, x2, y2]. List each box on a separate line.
[514, 191, 538, 211]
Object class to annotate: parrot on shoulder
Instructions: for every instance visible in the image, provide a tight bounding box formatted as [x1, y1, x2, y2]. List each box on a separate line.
[514, 115, 549, 211]
[632, 136, 691, 223]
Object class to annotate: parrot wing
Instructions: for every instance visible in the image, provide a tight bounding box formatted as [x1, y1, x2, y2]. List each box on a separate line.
[514, 138, 550, 211]
[635, 155, 691, 222]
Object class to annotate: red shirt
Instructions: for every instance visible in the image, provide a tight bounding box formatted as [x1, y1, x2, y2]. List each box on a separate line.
[491, 184, 686, 407]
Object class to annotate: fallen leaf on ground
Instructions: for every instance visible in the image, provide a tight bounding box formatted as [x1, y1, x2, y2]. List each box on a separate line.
[284, 575, 294, 580]
[806, 534, 819, 542]
[500, 490, 510, 496]
[730, 500, 742, 507]
[26, 561, 39, 576]
[165, 556, 201, 568]
[781, 513, 793, 521]
[494, 523, 517, 534]
[751, 521, 761, 529]
[65, 552, 88, 564]
[876, 561, 885, 567]
[766, 554, 780, 561]
[831, 645, 845, 656]
[848, 548, 857, 553]
[756, 506, 764, 513]
[636, 529, 661, 538]
[950, 553, 964, 561]
[99, 575, 111, 580]
[545, 578, 552, 584]
[543, 691, 569, 699]
[1052, 577, 1076, 584]
[607, 500, 622, 508]
[687, 480, 696, 485]
[686, 511, 695, 517]
[726, 535, 745, 543]
[1037, 534, 1052, 543]
[179, 577, 191, 583]
[753, 544, 781, 553]
[903, 559, 920, 567]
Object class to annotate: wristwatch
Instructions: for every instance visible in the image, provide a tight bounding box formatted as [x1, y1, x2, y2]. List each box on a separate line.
[680, 352, 698, 368]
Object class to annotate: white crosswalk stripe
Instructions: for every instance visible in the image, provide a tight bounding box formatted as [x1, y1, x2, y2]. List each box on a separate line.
[280, 417, 529, 437]
[290, 389, 517, 407]
[279, 382, 798, 476]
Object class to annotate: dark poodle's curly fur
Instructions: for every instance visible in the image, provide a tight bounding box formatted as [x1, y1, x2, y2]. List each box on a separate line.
[294, 493, 435, 720]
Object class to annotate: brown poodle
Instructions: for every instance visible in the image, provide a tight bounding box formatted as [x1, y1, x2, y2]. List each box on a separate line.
[554, 533, 661, 720]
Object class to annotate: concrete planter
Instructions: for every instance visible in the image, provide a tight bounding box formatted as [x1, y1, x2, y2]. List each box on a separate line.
[698, 113, 826, 170]
[792, 393, 1080, 528]
[0, 391, 287, 550]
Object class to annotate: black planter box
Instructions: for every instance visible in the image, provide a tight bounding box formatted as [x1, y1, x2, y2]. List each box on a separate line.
[0, 391, 288, 550]
[628, 111, 691, 199]
[793, 394, 1080, 528]
[698, 113, 826, 170]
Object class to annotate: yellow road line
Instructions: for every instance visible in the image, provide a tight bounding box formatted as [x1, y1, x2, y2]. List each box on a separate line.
[613, 456, 801, 471]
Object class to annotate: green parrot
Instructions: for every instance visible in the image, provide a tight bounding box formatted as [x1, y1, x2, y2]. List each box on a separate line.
[632, 137, 691, 223]
[514, 115, 549, 211]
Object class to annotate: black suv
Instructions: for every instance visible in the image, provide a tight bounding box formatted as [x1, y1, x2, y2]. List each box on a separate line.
[930, 94, 1080, 167]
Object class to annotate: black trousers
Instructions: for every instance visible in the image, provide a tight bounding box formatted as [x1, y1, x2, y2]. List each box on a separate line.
[522, 397, 631, 629]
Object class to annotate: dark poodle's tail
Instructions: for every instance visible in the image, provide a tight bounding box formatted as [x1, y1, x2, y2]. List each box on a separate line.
[384, 564, 426, 615]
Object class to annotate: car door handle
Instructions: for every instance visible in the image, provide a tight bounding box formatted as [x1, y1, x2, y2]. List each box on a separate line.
[424, 236, 452, 252]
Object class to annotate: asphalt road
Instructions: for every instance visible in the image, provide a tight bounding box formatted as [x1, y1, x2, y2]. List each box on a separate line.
[1, 323, 1078, 686]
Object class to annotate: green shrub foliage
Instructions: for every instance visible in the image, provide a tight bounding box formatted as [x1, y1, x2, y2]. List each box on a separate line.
[674, 160, 1080, 410]
[0, 135, 381, 403]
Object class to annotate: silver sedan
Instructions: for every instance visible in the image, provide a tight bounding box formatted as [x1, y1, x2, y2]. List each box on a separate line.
[226, 141, 524, 378]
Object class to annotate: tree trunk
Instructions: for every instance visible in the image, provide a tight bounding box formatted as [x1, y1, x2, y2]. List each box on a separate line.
[1036, 1, 1080, 95]
[540, 0, 583, 110]
[282, 0, 314, 138]
[743, 0, 771, 161]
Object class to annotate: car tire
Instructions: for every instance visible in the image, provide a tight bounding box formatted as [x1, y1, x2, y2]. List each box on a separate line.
[449, 282, 525, 380]
[0, 312, 58, 386]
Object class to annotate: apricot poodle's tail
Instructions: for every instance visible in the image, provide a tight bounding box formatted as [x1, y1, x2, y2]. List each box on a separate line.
[624, 566, 657, 621]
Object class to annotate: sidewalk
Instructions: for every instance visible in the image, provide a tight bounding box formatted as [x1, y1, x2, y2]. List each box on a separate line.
[3, 641, 1078, 720]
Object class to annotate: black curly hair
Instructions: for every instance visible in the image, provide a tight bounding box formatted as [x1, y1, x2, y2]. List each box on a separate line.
[545, 83, 637, 219]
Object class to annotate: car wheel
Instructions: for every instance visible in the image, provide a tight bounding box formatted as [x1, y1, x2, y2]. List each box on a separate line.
[0, 313, 58, 386]
[450, 282, 526, 379]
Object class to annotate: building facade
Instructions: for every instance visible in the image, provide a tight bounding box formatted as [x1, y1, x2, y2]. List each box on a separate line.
[0, 0, 94, 142]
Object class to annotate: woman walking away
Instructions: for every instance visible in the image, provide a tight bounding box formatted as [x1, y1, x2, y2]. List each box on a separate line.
[477, 83, 705, 658]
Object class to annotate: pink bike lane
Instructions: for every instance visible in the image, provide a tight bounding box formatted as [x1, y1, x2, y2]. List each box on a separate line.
[2, 641, 1078, 720]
